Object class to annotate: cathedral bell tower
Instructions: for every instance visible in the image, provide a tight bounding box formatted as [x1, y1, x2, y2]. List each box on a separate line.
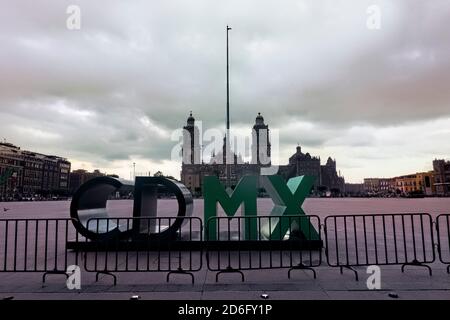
[251, 112, 271, 165]
[182, 112, 200, 165]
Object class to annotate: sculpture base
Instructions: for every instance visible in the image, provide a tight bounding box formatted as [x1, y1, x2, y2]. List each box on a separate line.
[66, 239, 323, 251]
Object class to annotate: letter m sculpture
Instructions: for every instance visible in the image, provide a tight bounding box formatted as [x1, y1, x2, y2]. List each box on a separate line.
[204, 176, 258, 241]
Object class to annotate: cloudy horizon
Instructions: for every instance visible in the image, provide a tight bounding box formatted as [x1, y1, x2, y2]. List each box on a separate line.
[1, 0, 449, 183]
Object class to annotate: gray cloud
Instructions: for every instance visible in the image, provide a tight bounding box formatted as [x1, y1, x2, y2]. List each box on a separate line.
[0, 0, 449, 181]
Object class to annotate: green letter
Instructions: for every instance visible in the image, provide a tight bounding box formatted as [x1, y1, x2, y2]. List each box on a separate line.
[260, 175, 319, 240]
[204, 176, 257, 240]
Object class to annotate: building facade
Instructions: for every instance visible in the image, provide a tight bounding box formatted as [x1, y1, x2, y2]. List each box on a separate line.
[278, 146, 321, 189]
[432, 159, 449, 196]
[180, 113, 345, 196]
[0, 142, 71, 200]
[394, 172, 435, 195]
[69, 169, 105, 194]
[0, 143, 24, 200]
[277, 147, 345, 194]
[363, 178, 395, 195]
[320, 157, 346, 193]
[365, 171, 435, 197]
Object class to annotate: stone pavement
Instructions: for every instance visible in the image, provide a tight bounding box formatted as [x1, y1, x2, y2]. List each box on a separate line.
[1, 260, 450, 300]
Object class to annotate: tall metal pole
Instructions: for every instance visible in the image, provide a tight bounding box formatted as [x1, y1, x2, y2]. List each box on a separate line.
[226, 25, 232, 188]
[226, 25, 231, 131]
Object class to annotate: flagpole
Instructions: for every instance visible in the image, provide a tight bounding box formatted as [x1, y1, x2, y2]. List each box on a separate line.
[226, 25, 232, 188]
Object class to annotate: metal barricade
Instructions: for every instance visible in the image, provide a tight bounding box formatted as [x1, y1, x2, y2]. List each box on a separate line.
[83, 216, 203, 285]
[0, 218, 80, 283]
[205, 215, 322, 282]
[436, 214, 450, 273]
[324, 213, 435, 280]
[1, 213, 445, 286]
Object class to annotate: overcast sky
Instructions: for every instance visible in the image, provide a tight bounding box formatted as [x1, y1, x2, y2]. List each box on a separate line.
[1, 0, 449, 182]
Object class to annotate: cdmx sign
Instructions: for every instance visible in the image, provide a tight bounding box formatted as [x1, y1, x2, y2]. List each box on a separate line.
[69, 175, 320, 246]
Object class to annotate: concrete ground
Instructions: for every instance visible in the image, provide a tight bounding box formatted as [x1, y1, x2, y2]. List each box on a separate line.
[1, 262, 450, 300]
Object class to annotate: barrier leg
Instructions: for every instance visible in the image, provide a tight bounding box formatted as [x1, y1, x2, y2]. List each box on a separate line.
[42, 270, 69, 286]
[95, 271, 117, 285]
[167, 267, 195, 284]
[216, 266, 244, 283]
[339, 265, 359, 281]
[401, 259, 432, 276]
[288, 263, 317, 279]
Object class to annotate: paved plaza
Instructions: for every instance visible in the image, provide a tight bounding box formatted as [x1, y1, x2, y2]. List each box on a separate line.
[1, 198, 450, 300]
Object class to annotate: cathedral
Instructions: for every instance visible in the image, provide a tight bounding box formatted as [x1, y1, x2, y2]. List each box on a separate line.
[180, 113, 345, 196]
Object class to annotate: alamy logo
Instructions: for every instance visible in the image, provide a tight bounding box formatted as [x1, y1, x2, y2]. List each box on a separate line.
[366, 5, 381, 30]
[66, 5, 81, 30]
[366, 265, 381, 289]
[66, 265, 81, 290]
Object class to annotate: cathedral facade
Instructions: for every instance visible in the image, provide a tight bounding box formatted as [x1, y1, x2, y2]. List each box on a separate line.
[180, 113, 344, 196]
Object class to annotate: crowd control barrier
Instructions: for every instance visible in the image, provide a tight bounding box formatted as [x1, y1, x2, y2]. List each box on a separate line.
[1, 213, 449, 285]
[205, 215, 322, 282]
[324, 213, 435, 280]
[436, 214, 450, 273]
[0, 218, 80, 283]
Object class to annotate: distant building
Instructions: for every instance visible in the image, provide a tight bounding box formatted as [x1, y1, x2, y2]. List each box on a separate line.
[278, 147, 345, 194]
[278, 146, 321, 189]
[0, 143, 23, 199]
[320, 157, 346, 193]
[0, 142, 70, 199]
[69, 169, 105, 194]
[421, 171, 436, 196]
[180, 113, 345, 196]
[433, 159, 450, 196]
[365, 171, 435, 196]
[364, 178, 395, 195]
[364, 178, 380, 194]
[394, 171, 435, 196]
